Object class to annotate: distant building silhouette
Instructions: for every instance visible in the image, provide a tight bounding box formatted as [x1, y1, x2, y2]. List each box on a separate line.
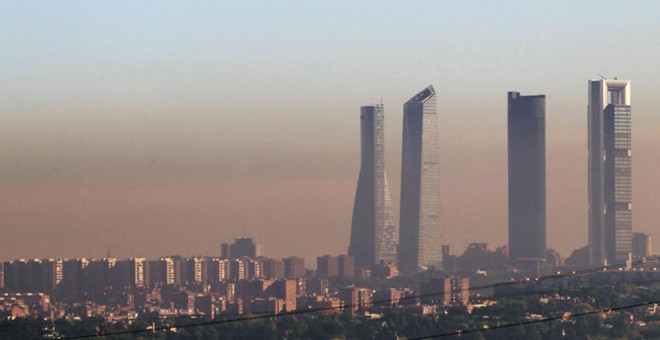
[545, 248, 564, 267]
[283, 257, 305, 278]
[588, 79, 632, 265]
[262, 258, 285, 279]
[632, 232, 652, 259]
[398, 85, 442, 272]
[316, 255, 339, 278]
[441, 245, 457, 273]
[221, 237, 263, 259]
[316, 255, 355, 278]
[338, 255, 355, 278]
[420, 275, 469, 306]
[507, 91, 546, 265]
[348, 104, 397, 268]
[371, 260, 399, 280]
[565, 245, 590, 267]
[456, 243, 508, 271]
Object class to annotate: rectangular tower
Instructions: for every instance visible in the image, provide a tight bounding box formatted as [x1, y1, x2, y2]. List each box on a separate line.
[507, 92, 546, 265]
[398, 85, 442, 272]
[588, 79, 632, 265]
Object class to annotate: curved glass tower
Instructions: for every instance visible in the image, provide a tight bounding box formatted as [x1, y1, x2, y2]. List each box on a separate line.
[348, 104, 397, 268]
[398, 85, 442, 272]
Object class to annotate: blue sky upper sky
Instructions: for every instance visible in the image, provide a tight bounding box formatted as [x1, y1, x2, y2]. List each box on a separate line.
[1, 1, 659, 261]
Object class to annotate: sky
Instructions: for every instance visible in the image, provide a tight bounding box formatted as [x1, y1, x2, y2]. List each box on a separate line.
[1, 1, 659, 263]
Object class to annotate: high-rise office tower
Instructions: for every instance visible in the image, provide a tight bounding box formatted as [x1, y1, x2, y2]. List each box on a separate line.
[507, 92, 546, 265]
[348, 104, 397, 268]
[398, 85, 442, 272]
[588, 79, 632, 265]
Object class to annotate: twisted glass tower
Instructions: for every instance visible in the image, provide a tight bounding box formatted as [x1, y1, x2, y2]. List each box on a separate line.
[348, 104, 397, 268]
[588, 79, 632, 265]
[398, 85, 442, 272]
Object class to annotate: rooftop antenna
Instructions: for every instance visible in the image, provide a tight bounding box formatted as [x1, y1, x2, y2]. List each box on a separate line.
[598, 74, 607, 80]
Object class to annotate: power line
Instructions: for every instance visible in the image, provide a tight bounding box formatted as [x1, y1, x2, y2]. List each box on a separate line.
[56, 281, 660, 340]
[50, 259, 658, 339]
[407, 299, 660, 339]
[1, 257, 656, 335]
[484, 278, 659, 300]
[402, 257, 659, 306]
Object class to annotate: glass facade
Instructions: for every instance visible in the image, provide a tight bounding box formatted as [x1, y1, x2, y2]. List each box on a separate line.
[604, 104, 632, 263]
[348, 104, 397, 268]
[399, 86, 442, 271]
[588, 79, 632, 265]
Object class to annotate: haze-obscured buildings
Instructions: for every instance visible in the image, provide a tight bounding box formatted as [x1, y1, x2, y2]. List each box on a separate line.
[221, 238, 263, 259]
[316, 255, 355, 278]
[420, 276, 470, 306]
[632, 232, 652, 259]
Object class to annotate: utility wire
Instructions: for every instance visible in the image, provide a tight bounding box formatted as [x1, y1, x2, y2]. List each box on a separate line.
[51, 258, 659, 339]
[1, 258, 657, 332]
[57, 286, 660, 340]
[4, 257, 656, 330]
[0, 257, 660, 337]
[407, 299, 660, 339]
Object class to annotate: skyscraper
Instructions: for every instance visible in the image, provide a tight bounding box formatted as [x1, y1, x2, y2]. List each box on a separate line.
[398, 85, 442, 272]
[507, 92, 546, 265]
[348, 104, 397, 268]
[588, 79, 632, 265]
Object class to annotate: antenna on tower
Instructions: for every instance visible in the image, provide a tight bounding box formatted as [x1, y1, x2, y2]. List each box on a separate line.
[598, 74, 607, 80]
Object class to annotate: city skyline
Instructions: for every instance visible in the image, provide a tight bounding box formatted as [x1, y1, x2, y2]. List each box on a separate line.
[348, 104, 397, 268]
[1, 2, 659, 263]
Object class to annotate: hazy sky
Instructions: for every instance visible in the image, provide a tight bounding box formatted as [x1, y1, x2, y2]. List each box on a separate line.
[1, 1, 659, 263]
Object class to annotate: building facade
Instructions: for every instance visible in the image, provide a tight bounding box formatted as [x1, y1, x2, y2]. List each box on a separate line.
[398, 85, 442, 271]
[507, 92, 547, 265]
[222, 238, 263, 259]
[632, 232, 652, 260]
[419, 275, 469, 306]
[283, 257, 305, 279]
[348, 104, 397, 268]
[588, 79, 632, 265]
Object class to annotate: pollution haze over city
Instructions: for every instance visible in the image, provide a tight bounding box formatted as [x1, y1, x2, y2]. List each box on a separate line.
[1, 1, 659, 264]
